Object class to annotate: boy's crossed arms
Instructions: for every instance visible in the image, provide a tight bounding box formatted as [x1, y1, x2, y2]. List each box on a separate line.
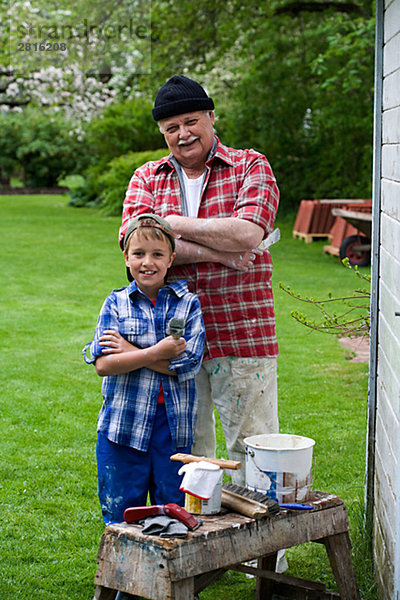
[95, 329, 186, 376]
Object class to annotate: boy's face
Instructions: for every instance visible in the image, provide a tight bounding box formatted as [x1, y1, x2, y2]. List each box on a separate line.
[124, 232, 175, 300]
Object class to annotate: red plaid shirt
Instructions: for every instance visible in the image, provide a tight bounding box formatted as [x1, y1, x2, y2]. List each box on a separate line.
[120, 137, 279, 361]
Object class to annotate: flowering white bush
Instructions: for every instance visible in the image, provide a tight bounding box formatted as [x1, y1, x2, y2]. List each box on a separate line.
[1, 0, 151, 123]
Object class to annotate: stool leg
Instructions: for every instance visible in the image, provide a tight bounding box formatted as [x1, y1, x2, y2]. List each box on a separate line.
[255, 553, 277, 600]
[172, 576, 194, 600]
[93, 585, 118, 600]
[322, 533, 361, 599]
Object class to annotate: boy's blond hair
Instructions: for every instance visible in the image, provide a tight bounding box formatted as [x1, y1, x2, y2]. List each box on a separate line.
[124, 226, 174, 255]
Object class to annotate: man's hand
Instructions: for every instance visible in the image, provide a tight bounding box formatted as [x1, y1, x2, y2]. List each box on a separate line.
[218, 248, 263, 272]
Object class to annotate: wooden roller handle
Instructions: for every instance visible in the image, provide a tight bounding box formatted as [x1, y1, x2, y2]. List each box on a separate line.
[221, 489, 268, 519]
[170, 453, 241, 470]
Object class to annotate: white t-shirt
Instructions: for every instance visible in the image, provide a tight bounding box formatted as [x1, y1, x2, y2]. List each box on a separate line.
[181, 170, 204, 217]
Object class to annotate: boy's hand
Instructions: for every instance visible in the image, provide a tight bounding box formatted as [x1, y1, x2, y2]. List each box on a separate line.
[99, 330, 135, 354]
[153, 335, 186, 359]
[94, 332, 184, 377]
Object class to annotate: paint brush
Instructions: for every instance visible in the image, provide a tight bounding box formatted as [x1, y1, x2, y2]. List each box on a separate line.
[259, 228, 281, 251]
[168, 317, 185, 339]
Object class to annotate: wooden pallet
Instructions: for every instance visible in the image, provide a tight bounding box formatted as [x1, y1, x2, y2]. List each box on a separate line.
[293, 231, 332, 244]
[323, 244, 340, 257]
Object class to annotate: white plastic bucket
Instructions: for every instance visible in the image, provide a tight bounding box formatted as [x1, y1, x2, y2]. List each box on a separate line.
[244, 433, 315, 503]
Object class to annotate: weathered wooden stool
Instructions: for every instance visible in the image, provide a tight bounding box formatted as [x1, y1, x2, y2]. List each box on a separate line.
[93, 491, 361, 600]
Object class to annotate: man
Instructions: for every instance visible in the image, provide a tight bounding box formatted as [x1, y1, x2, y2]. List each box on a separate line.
[119, 75, 280, 486]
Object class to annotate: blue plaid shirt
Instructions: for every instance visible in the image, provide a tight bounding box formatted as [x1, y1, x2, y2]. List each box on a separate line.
[83, 280, 205, 452]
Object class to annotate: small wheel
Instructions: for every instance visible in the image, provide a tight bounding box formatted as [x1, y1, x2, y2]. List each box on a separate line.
[339, 235, 371, 266]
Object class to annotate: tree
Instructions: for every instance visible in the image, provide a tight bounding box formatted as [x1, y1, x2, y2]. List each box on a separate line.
[280, 260, 371, 336]
[0, 0, 151, 120]
[212, 2, 374, 210]
[0, 0, 374, 210]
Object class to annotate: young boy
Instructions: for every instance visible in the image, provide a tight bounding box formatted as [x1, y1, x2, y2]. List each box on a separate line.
[83, 214, 205, 525]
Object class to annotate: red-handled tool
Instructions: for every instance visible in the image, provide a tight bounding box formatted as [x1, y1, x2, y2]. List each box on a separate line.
[123, 503, 202, 531]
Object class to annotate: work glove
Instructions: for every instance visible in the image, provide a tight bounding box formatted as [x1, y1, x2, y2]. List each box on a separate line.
[178, 461, 222, 500]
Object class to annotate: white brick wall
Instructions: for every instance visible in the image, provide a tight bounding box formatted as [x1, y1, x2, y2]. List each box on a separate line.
[375, 0, 400, 596]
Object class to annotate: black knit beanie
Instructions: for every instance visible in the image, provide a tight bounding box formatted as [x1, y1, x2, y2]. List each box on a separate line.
[152, 75, 214, 122]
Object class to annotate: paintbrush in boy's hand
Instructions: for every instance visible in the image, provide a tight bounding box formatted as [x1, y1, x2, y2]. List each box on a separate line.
[168, 317, 185, 339]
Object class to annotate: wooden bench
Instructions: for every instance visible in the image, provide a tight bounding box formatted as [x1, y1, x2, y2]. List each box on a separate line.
[93, 491, 361, 600]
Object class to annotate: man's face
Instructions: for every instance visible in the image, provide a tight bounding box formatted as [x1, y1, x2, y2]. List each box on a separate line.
[160, 110, 215, 170]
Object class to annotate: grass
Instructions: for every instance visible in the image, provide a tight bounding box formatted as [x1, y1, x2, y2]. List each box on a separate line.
[0, 195, 376, 599]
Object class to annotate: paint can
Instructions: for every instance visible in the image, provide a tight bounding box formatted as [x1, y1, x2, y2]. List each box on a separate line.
[184, 474, 223, 514]
[244, 433, 315, 503]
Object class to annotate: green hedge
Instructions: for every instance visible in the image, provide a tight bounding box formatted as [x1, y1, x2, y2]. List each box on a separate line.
[0, 110, 88, 187]
[68, 148, 168, 215]
[85, 98, 164, 169]
[99, 149, 168, 215]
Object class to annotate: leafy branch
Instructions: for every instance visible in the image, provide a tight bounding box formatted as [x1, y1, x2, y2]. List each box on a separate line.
[279, 259, 371, 337]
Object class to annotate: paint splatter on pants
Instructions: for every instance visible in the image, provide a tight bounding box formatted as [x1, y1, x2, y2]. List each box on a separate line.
[192, 357, 278, 486]
[96, 403, 191, 525]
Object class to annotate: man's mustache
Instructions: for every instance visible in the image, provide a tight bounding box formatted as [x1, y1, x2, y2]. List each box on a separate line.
[177, 136, 199, 146]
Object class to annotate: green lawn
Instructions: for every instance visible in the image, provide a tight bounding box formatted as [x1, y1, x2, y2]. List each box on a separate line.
[0, 195, 376, 599]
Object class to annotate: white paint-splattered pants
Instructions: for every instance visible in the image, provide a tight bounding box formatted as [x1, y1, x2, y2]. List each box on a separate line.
[191, 357, 279, 486]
